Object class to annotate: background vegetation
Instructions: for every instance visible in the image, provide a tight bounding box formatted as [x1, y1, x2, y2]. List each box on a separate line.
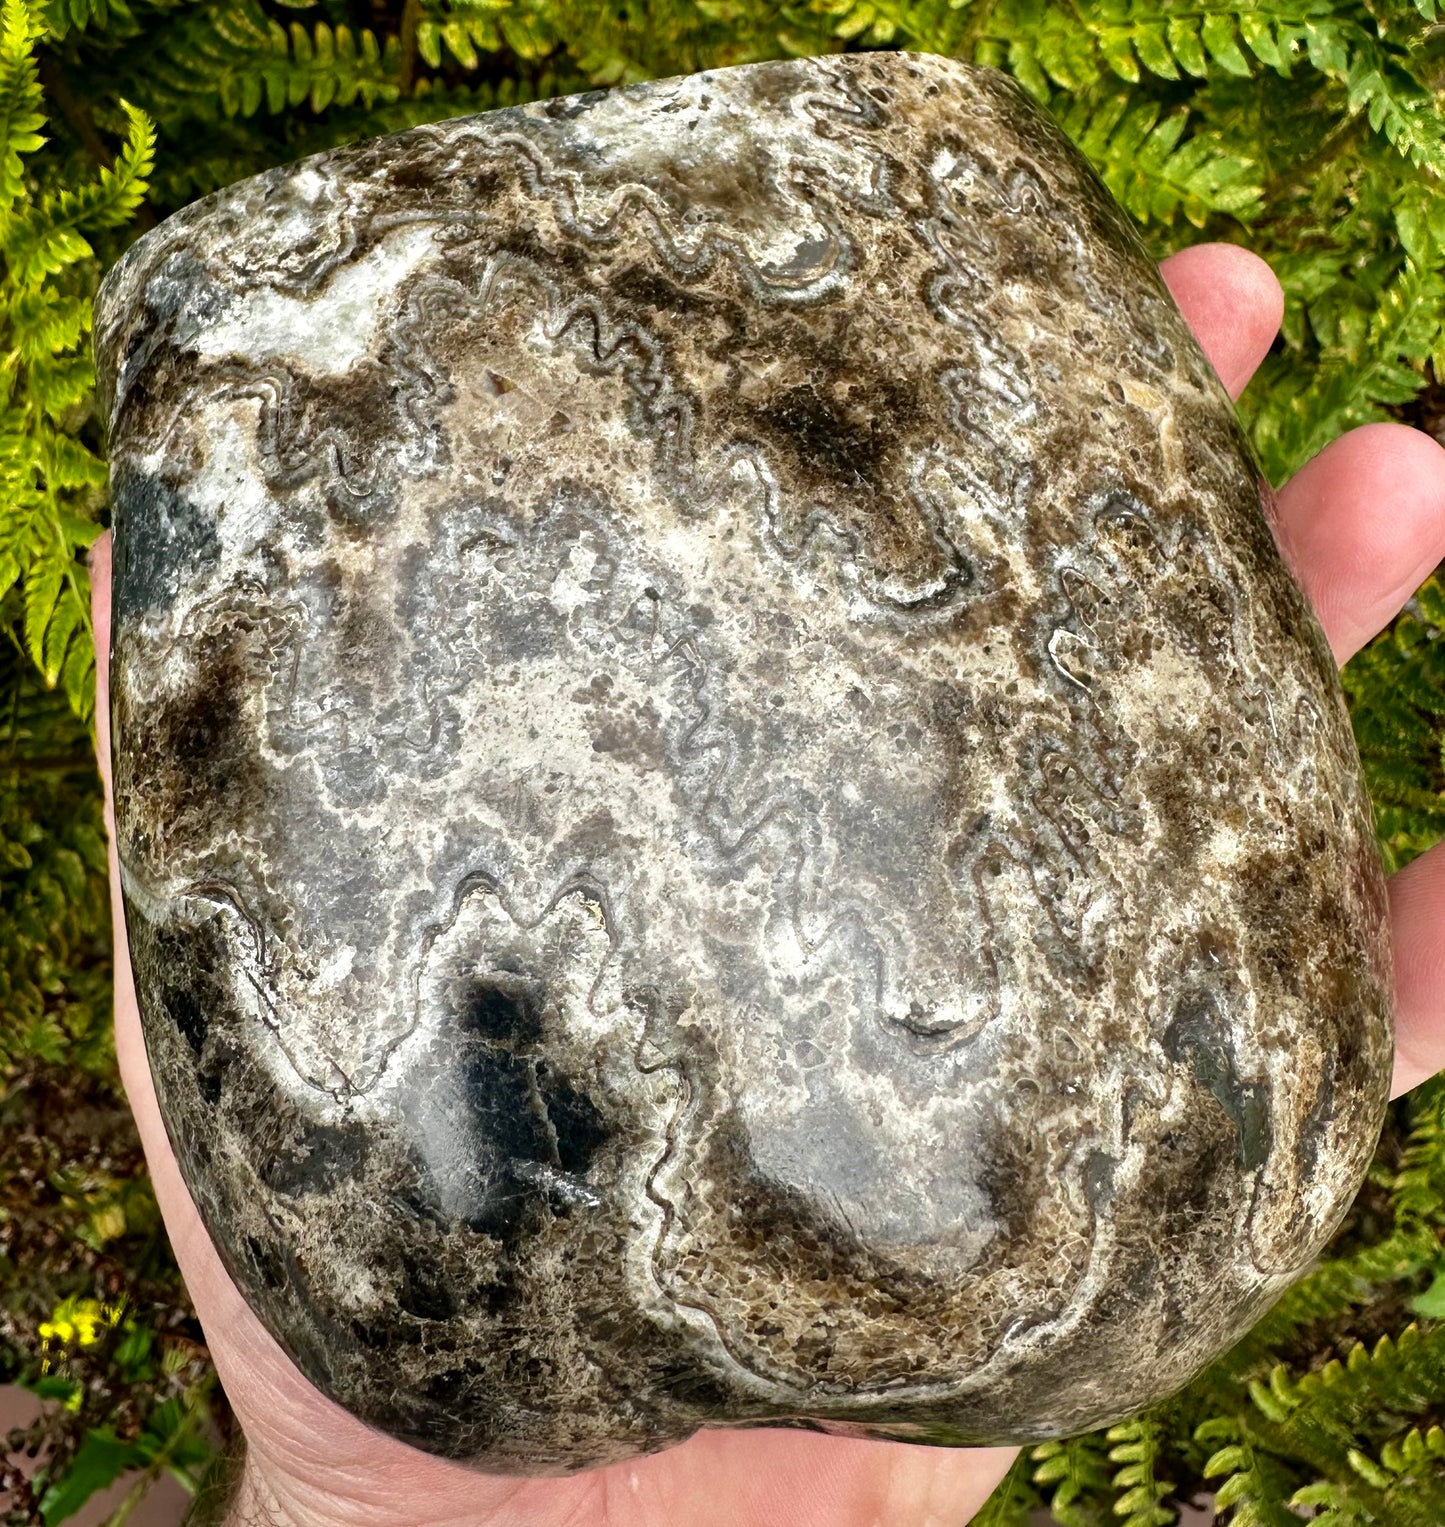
[0, 0, 1443, 1520]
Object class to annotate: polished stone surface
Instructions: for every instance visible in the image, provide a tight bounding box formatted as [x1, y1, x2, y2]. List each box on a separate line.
[94, 51, 1393, 1472]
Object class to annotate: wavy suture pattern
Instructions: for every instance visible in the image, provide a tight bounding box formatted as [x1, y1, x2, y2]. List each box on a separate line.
[96, 52, 1393, 1469]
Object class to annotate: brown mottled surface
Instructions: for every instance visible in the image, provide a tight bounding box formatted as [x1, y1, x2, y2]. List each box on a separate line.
[94, 52, 1392, 1473]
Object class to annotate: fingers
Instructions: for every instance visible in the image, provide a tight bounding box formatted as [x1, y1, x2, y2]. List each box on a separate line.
[91, 532, 113, 825]
[1159, 246, 1445, 668]
[1159, 244, 1445, 668]
[89, 535, 181, 1228]
[1156, 250, 1445, 1102]
[1388, 840, 1445, 1097]
[1160, 243, 1284, 402]
[1271, 422, 1445, 666]
[586, 1430, 1018, 1527]
[1259, 421, 1445, 1091]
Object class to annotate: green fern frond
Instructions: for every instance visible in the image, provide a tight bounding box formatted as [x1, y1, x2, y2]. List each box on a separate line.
[1285, 1422, 1445, 1522]
[973, 0, 1105, 98]
[1106, 1418, 1176, 1526]
[1376, 1423, 1445, 1479]
[39, 0, 137, 41]
[822, 0, 901, 47]
[1055, 88, 1263, 225]
[1245, 257, 1445, 481]
[7, 286, 85, 362]
[18, 515, 59, 667]
[1342, 575, 1445, 871]
[273, 21, 402, 116]
[969, 0, 1444, 183]
[1031, 1432, 1113, 1524]
[27, 349, 93, 418]
[5, 97, 153, 277]
[1084, 0, 1338, 85]
[1287, 1479, 1375, 1524]
[1341, 35, 1445, 177]
[1200, 1420, 1302, 1526]
[973, 0, 1340, 99]
[1257, 1324, 1445, 1461]
[0, 13, 148, 729]
[0, 0, 44, 219]
[0, 494, 97, 690]
[139, 0, 401, 123]
[416, 0, 560, 71]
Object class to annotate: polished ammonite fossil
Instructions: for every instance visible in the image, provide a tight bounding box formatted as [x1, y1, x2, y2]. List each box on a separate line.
[94, 49, 1393, 1473]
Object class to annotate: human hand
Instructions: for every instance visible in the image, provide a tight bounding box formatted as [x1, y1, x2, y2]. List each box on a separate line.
[90, 241, 1445, 1527]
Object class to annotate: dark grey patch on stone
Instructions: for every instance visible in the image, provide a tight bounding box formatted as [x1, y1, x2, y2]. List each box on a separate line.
[261, 1119, 373, 1198]
[1164, 990, 1273, 1173]
[109, 464, 220, 623]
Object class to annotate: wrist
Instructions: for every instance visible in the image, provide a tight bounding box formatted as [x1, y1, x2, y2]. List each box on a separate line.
[182, 1431, 311, 1527]
[183, 1429, 391, 1527]
[227, 1458, 303, 1527]
[181, 1427, 247, 1527]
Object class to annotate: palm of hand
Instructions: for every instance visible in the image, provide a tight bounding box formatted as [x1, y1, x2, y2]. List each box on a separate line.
[91, 243, 1445, 1527]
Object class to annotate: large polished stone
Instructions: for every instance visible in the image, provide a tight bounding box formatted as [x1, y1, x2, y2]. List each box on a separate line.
[94, 51, 1392, 1473]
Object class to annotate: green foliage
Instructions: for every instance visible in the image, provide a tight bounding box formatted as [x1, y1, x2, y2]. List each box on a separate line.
[1, 1063, 219, 1525]
[36, 1393, 215, 1524]
[1106, 1419, 1176, 1527]
[1051, 88, 1264, 227]
[0, 0, 1442, 1522]
[0, 638, 108, 1074]
[36, 1428, 136, 1526]
[141, 0, 402, 121]
[970, 1450, 1044, 1525]
[1032, 1433, 1112, 1524]
[0, 0, 150, 733]
[1342, 575, 1445, 873]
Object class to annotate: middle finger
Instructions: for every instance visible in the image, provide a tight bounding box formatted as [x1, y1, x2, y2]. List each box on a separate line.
[1269, 420, 1445, 666]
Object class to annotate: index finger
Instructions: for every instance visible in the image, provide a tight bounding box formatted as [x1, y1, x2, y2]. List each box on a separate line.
[1159, 242, 1284, 401]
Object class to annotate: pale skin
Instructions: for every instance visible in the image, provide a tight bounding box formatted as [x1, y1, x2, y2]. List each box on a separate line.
[89, 242, 1445, 1527]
